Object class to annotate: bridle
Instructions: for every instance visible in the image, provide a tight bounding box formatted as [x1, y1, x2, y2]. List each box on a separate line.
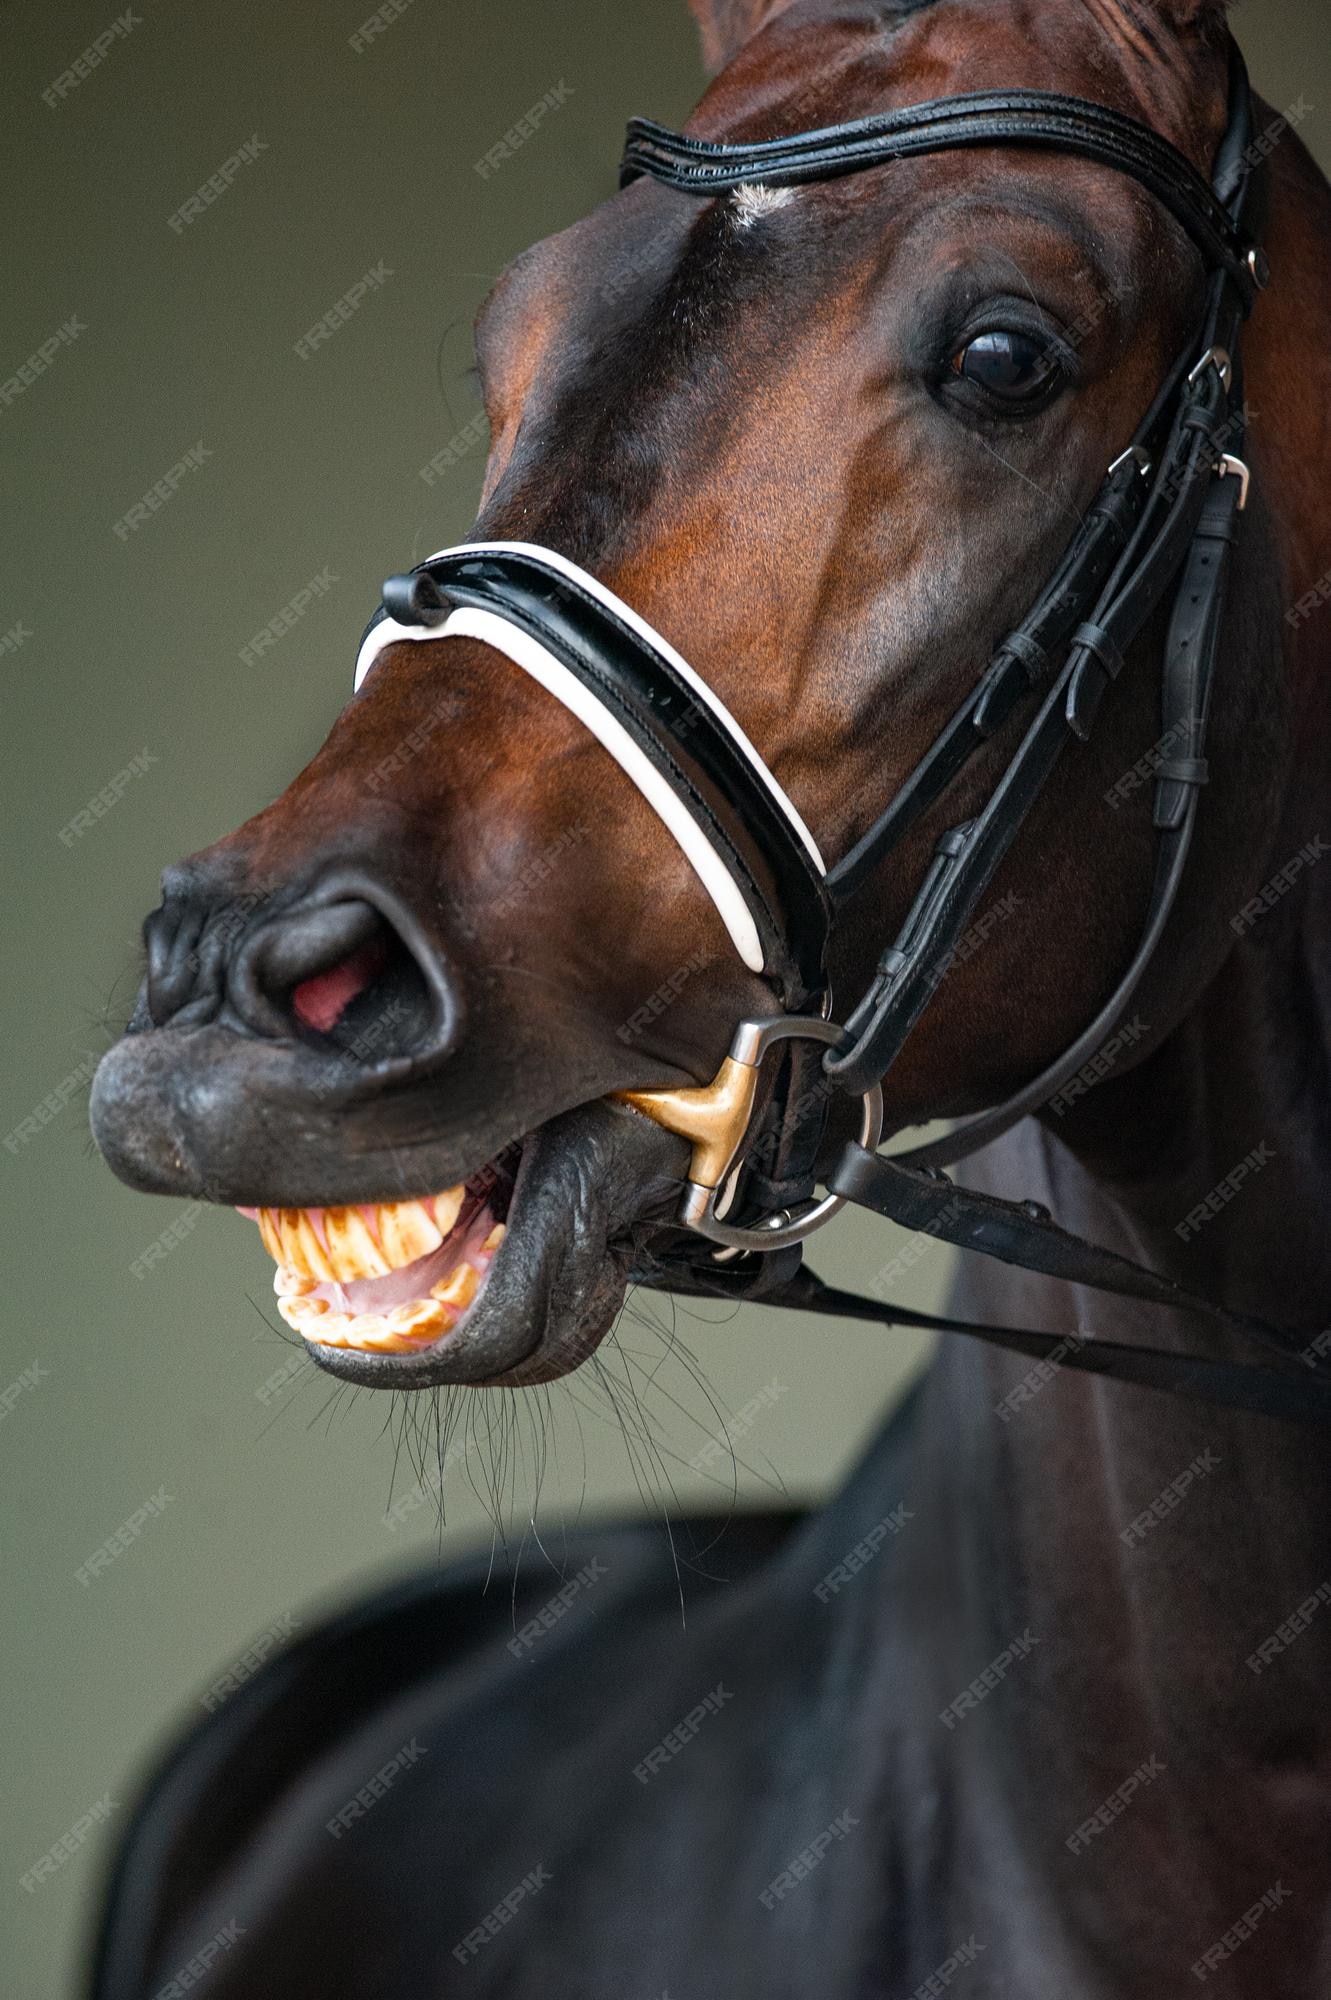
[355, 49, 1331, 1424]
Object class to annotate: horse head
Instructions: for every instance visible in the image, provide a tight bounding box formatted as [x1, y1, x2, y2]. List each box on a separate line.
[90, 0, 1328, 1393]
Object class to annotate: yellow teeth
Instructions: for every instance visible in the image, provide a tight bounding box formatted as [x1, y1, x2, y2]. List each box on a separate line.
[323, 1207, 391, 1279]
[254, 1186, 502, 1356]
[431, 1263, 480, 1311]
[430, 1187, 466, 1236]
[276, 1293, 450, 1354]
[273, 1266, 316, 1299]
[254, 1189, 467, 1285]
[375, 1201, 443, 1269]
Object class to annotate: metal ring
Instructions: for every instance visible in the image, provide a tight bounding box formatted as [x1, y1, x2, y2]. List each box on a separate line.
[681, 1058, 884, 1251]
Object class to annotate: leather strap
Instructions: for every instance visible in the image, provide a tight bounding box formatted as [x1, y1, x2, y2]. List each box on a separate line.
[771, 1268, 1331, 1427]
[621, 90, 1258, 302]
[825, 449, 1150, 908]
[365, 544, 832, 1007]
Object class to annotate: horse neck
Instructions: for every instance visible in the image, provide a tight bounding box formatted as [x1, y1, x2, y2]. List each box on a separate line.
[886, 130, 1331, 1964]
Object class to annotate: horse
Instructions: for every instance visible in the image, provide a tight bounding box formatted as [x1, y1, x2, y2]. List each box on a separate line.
[88, 0, 1331, 1992]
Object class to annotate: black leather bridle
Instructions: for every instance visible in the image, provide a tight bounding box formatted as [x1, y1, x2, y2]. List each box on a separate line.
[357, 51, 1331, 1425]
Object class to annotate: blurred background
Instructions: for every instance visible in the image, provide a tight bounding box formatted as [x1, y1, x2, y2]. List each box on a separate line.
[2, 0, 1325, 1990]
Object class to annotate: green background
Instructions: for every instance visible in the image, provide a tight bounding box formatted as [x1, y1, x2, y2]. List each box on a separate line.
[2, 2, 1324, 1992]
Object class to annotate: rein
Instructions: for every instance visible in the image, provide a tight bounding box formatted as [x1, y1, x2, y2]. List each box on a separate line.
[354, 50, 1331, 1425]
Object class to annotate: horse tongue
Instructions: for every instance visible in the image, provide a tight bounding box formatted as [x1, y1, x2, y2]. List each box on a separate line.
[291, 939, 388, 1033]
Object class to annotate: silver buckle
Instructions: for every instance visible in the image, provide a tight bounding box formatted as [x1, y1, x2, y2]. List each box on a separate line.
[1187, 345, 1233, 393]
[615, 1015, 883, 1252]
[1218, 453, 1251, 510]
[1109, 445, 1152, 479]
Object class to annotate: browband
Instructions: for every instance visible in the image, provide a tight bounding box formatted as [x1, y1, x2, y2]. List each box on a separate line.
[621, 88, 1263, 303]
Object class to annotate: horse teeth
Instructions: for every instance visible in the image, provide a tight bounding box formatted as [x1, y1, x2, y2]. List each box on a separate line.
[431, 1263, 480, 1310]
[273, 1266, 315, 1298]
[482, 1222, 506, 1255]
[387, 1301, 444, 1331]
[322, 1206, 391, 1280]
[275, 1209, 333, 1281]
[430, 1186, 467, 1236]
[375, 1201, 444, 1269]
[277, 1294, 329, 1330]
[257, 1209, 285, 1265]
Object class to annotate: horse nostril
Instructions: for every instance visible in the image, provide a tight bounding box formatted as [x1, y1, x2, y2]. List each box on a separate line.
[290, 936, 390, 1033]
[228, 889, 460, 1069]
[144, 901, 206, 1026]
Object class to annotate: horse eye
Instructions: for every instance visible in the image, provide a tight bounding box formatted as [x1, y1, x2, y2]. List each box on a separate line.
[953, 329, 1061, 402]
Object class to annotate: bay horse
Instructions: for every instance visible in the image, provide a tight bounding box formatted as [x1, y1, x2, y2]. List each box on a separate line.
[89, 0, 1331, 1992]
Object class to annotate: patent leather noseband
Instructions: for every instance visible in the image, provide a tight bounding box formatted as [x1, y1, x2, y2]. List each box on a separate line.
[354, 52, 1331, 1425]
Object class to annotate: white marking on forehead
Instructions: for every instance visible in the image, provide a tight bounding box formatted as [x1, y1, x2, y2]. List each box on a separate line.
[729, 183, 797, 227]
